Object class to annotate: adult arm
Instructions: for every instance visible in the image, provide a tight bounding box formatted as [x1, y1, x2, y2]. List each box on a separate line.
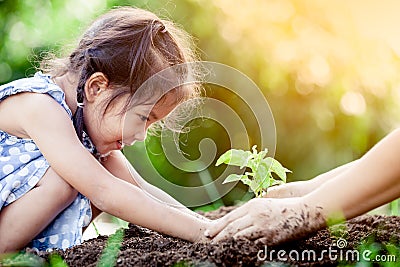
[304, 129, 400, 220]
[265, 160, 358, 198]
[206, 129, 400, 244]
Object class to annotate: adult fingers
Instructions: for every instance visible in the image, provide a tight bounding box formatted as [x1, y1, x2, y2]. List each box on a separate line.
[263, 184, 288, 198]
[233, 225, 264, 241]
[211, 216, 253, 243]
[204, 205, 249, 238]
[254, 237, 269, 245]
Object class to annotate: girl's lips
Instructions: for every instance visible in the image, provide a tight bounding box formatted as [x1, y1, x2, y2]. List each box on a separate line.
[116, 140, 124, 150]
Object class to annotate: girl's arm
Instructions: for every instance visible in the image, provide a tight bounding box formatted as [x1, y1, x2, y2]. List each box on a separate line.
[102, 151, 210, 221]
[207, 129, 400, 244]
[265, 160, 358, 198]
[19, 93, 208, 242]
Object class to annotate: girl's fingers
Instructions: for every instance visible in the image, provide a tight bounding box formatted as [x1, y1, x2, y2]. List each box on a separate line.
[204, 205, 249, 238]
[203, 218, 229, 239]
[211, 216, 253, 243]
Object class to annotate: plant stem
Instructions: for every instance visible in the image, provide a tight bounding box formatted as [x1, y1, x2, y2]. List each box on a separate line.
[92, 221, 100, 236]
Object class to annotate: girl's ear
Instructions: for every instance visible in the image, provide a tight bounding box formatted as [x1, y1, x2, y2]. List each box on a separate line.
[84, 72, 109, 102]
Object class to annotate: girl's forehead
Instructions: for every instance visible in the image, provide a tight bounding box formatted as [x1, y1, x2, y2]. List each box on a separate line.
[132, 102, 176, 118]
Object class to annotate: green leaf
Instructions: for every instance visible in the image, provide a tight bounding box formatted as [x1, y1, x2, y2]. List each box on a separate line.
[263, 157, 291, 182]
[216, 149, 252, 168]
[270, 179, 285, 187]
[250, 179, 264, 197]
[251, 145, 268, 155]
[255, 147, 268, 160]
[249, 179, 260, 193]
[98, 228, 124, 267]
[260, 175, 272, 189]
[49, 253, 69, 267]
[218, 146, 290, 198]
[240, 177, 252, 187]
[253, 160, 269, 183]
[222, 174, 247, 184]
[246, 158, 258, 171]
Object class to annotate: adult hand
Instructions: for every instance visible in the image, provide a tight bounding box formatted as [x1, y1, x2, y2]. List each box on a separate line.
[205, 197, 325, 245]
[263, 180, 314, 198]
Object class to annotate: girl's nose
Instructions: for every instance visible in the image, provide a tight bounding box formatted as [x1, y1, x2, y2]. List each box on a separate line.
[135, 129, 147, 142]
[124, 130, 147, 145]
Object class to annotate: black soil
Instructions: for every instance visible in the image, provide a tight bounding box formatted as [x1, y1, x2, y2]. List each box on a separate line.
[1, 206, 400, 266]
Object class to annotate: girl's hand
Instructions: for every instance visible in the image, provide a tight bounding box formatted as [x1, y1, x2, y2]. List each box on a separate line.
[204, 198, 325, 245]
[194, 220, 214, 243]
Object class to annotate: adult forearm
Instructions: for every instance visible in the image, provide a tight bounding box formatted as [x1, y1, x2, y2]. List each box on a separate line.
[303, 130, 400, 222]
[265, 160, 358, 198]
[308, 160, 358, 189]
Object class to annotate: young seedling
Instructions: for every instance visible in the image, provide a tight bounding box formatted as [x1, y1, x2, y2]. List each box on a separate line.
[216, 145, 291, 197]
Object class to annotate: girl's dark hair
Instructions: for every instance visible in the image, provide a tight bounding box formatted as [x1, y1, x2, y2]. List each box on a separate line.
[41, 7, 202, 141]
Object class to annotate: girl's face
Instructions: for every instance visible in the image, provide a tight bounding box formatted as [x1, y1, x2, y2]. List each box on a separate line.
[84, 91, 176, 155]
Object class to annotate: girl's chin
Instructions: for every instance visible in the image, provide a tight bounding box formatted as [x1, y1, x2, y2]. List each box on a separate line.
[96, 148, 114, 158]
[116, 140, 123, 150]
[96, 142, 123, 154]
[99, 151, 112, 159]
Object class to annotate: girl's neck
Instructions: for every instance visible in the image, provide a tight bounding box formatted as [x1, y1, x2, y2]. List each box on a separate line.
[53, 72, 79, 116]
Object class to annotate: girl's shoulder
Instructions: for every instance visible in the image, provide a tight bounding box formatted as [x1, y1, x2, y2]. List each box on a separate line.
[0, 72, 73, 118]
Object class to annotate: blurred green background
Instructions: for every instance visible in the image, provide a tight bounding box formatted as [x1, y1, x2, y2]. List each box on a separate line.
[2, 0, 400, 209]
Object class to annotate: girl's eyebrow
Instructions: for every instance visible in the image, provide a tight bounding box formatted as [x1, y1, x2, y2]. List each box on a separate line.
[150, 111, 158, 120]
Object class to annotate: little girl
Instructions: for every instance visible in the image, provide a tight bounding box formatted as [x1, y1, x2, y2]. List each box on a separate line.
[0, 7, 211, 252]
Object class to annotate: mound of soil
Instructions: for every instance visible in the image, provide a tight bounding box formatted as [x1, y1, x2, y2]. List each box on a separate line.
[2, 206, 400, 266]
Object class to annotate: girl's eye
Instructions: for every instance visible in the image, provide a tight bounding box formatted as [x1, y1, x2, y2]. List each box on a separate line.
[139, 115, 150, 122]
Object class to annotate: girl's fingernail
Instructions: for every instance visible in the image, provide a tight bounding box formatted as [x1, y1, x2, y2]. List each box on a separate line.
[204, 230, 210, 237]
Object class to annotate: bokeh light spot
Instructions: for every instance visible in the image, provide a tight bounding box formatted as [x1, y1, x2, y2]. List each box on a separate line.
[340, 91, 366, 116]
